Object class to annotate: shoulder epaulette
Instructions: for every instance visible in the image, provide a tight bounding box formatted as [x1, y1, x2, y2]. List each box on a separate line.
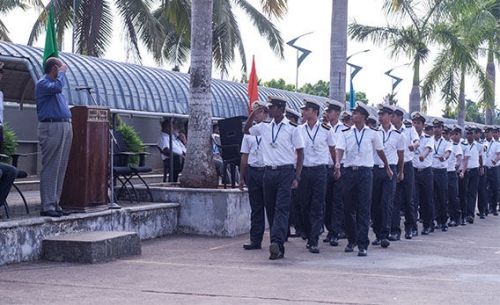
[289, 121, 298, 127]
[453, 143, 458, 145]
[370, 127, 378, 131]
[321, 123, 331, 130]
[342, 128, 350, 132]
[424, 135, 431, 138]
[461, 141, 468, 145]
[393, 130, 401, 134]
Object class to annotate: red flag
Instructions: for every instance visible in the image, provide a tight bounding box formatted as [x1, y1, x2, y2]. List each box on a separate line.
[247, 56, 259, 112]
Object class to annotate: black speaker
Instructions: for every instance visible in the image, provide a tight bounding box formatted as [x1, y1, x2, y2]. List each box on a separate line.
[218, 116, 246, 162]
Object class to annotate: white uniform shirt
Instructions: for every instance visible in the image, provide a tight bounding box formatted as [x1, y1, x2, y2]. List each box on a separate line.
[431, 136, 453, 169]
[412, 133, 434, 169]
[300, 121, 335, 167]
[158, 132, 186, 160]
[447, 143, 463, 172]
[249, 117, 304, 166]
[336, 125, 384, 168]
[464, 141, 480, 169]
[484, 139, 500, 168]
[374, 125, 405, 166]
[397, 125, 419, 162]
[240, 134, 265, 167]
[327, 121, 347, 165]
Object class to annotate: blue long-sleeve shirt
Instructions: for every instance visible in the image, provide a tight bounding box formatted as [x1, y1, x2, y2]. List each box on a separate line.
[35, 72, 71, 121]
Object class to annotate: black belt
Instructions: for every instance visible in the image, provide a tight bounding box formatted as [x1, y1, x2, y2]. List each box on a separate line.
[415, 167, 431, 172]
[249, 166, 265, 171]
[345, 166, 371, 171]
[303, 165, 327, 170]
[265, 164, 294, 171]
[40, 118, 71, 123]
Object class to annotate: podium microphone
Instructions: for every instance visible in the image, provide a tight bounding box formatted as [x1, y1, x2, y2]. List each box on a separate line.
[75, 86, 93, 91]
[74, 86, 98, 106]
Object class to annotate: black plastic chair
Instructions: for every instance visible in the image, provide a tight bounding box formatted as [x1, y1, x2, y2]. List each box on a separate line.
[11, 153, 30, 215]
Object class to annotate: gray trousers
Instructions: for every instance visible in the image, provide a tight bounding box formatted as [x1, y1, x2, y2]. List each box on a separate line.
[38, 122, 73, 212]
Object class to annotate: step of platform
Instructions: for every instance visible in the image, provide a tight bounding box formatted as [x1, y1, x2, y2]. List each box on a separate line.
[42, 231, 141, 264]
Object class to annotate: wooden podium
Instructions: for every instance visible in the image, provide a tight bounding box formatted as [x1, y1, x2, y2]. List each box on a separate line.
[60, 106, 110, 211]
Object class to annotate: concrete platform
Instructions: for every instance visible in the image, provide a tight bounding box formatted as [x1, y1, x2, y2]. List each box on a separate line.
[0, 202, 178, 266]
[43, 231, 141, 264]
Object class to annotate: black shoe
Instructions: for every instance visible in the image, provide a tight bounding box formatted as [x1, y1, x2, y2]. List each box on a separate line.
[466, 216, 474, 224]
[388, 233, 400, 241]
[404, 231, 412, 239]
[323, 232, 333, 243]
[309, 245, 320, 254]
[358, 249, 367, 257]
[329, 237, 339, 247]
[421, 227, 431, 235]
[269, 243, 284, 260]
[371, 239, 381, 246]
[344, 243, 356, 253]
[381, 239, 390, 248]
[494, 212, 499, 216]
[338, 232, 347, 239]
[480, 214, 485, 219]
[441, 225, 448, 232]
[40, 210, 62, 217]
[243, 243, 261, 250]
[448, 220, 457, 227]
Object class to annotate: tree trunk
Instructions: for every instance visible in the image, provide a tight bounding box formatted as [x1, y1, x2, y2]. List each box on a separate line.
[409, 58, 421, 114]
[457, 68, 466, 127]
[485, 49, 496, 125]
[329, 0, 348, 106]
[179, 0, 218, 188]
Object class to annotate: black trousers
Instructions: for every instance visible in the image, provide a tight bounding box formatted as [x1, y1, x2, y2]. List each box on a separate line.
[325, 166, 345, 237]
[459, 170, 468, 220]
[392, 161, 416, 234]
[247, 166, 265, 245]
[372, 165, 396, 240]
[414, 167, 434, 229]
[433, 168, 448, 225]
[299, 166, 327, 243]
[163, 155, 183, 182]
[465, 168, 480, 218]
[263, 165, 295, 247]
[447, 171, 460, 222]
[289, 188, 301, 233]
[343, 167, 373, 250]
[487, 166, 498, 212]
[477, 168, 488, 214]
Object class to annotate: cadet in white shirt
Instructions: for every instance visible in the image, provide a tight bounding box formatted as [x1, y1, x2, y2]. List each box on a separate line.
[463, 126, 481, 224]
[430, 119, 453, 231]
[158, 119, 186, 182]
[285, 107, 302, 238]
[411, 112, 435, 235]
[371, 104, 404, 249]
[483, 126, 500, 215]
[323, 99, 347, 246]
[458, 130, 472, 225]
[298, 99, 335, 254]
[244, 96, 304, 260]
[239, 100, 270, 250]
[335, 102, 392, 257]
[444, 125, 464, 227]
[390, 106, 419, 240]
[473, 127, 488, 218]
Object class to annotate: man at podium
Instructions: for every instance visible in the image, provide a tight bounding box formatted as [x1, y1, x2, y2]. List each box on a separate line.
[35, 58, 73, 217]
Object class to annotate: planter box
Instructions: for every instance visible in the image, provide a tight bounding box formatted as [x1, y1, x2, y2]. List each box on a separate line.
[135, 186, 250, 237]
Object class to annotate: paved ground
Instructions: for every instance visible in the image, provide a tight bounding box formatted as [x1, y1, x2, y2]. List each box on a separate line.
[1, 215, 500, 305]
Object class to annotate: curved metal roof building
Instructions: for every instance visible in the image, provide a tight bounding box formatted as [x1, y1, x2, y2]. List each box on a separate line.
[0, 41, 331, 118]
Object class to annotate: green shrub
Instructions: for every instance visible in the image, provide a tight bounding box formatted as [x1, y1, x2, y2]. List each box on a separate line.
[1, 124, 18, 163]
[116, 118, 144, 165]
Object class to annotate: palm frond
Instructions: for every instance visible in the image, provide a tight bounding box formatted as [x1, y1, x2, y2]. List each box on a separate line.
[76, 0, 113, 56]
[259, 0, 287, 19]
[0, 20, 11, 41]
[233, 0, 284, 58]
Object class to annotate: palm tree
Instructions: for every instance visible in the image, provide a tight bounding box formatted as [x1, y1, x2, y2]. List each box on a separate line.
[483, 0, 499, 124]
[348, 0, 454, 113]
[329, 0, 348, 105]
[28, 0, 164, 59]
[421, 2, 496, 126]
[0, 0, 42, 41]
[179, 0, 218, 188]
[150, 0, 286, 77]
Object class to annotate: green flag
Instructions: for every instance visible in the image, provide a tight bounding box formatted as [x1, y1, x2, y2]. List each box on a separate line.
[43, 5, 58, 67]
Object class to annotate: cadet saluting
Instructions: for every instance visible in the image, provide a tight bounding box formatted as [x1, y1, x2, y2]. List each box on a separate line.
[244, 96, 304, 260]
[335, 102, 392, 257]
[298, 98, 335, 254]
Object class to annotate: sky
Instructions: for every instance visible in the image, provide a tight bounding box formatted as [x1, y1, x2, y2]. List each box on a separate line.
[3, 0, 499, 117]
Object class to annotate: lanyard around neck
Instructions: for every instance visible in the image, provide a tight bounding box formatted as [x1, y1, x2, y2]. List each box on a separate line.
[306, 123, 320, 144]
[272, 122, 283, 144]
[434, 138, 443, 154]
[354, 128, 366, 153]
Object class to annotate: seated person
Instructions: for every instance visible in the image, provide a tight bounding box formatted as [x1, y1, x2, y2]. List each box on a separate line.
[158, 119, 186, 182]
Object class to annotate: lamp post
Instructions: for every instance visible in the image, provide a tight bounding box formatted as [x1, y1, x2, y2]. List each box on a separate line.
[287, 32, 313, 91]
[346, 49, 370, 109]
[384, 63, 409, 97]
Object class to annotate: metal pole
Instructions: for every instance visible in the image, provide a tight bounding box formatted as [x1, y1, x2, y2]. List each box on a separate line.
[295, 50, 299, 92]
[109, 113, 121, 209]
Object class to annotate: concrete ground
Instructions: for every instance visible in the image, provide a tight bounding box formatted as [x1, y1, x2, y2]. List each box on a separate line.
[1, 216, 500, 305]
